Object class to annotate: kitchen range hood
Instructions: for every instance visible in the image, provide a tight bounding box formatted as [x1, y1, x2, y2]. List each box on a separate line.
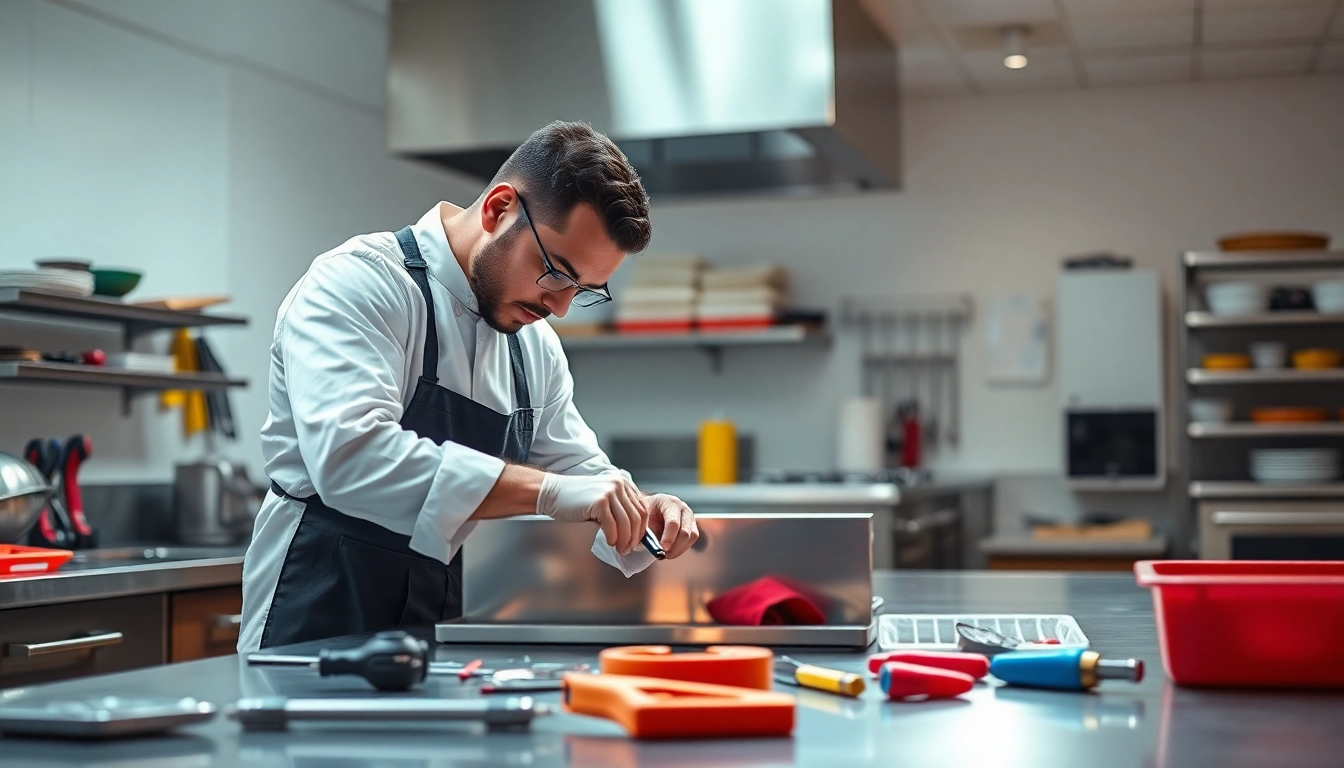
[388, 0, 901, 197]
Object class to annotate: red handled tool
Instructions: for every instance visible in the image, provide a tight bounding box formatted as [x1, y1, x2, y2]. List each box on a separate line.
[867, 651, 989, 680]
[58, 435, 98, 549]
[562, 673, 795, 739]
[24, 438, 70, 549]
[878, 661, 976, 701]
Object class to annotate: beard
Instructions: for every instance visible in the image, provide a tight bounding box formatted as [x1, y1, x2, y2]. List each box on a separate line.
[469, 221, 552, 334]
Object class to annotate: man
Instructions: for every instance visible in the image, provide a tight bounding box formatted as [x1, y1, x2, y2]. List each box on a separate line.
[239, 121, 698, 652]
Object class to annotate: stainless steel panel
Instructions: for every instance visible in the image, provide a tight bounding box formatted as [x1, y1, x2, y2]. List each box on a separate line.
[388, 0, 900, 196]
[438, 513, 872, 647]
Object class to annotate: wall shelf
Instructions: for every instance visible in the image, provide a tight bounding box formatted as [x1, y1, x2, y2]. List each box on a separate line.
[0, 288, 246, 345]
[1189, 481, 1344, 500]
[0, 288, 249, 415]
[1185, 310, 1344, 328]
[1182, 250, 1344, 270]
[557, 324, 828, 371]
[1188, 422, 1344, 438]
[1186, 368, 1344, 385]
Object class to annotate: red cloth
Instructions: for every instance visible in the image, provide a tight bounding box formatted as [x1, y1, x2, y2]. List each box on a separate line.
[706, 576, 826, 626]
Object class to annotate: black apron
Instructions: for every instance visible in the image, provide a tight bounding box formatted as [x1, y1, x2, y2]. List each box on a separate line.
[258, 226, 535, 649]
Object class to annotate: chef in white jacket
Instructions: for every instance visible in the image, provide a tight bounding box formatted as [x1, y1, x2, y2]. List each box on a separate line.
[238, 121, 698, 652]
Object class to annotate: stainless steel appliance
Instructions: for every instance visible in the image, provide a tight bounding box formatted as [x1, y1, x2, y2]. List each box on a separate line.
[173, 461, 263, 546]
[388, 0, 902, 197]
[1199, 500, 1344, 560]
[437, 513, 874, 647]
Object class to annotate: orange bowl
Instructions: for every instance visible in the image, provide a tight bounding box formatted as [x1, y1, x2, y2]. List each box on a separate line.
[1292, 348, 1343, 370]
[1250, 407, 1329, 424]
[1202, 353, 1251, 370]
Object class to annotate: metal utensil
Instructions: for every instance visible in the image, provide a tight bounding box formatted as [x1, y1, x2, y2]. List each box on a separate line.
[230, 696, 552, 731]
[0, 451, 51, 543]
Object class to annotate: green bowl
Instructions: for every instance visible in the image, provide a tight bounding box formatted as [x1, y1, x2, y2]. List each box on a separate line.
[90, 269, 142, 298]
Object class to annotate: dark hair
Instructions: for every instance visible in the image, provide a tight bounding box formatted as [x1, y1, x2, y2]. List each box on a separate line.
[490, 121, 651, 253]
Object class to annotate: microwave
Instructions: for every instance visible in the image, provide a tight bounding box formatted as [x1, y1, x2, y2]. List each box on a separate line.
[1198, 500, 1344, 560]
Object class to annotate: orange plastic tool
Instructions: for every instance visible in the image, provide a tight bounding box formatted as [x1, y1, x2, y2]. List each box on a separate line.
[598, 645, 774, 690]
[562, 673, 795, 739]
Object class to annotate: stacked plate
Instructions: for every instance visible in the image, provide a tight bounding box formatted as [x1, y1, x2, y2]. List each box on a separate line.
[105, 353, 177, 374]
[0, 269, 95, 297]
[1249, 448, 1340, 484]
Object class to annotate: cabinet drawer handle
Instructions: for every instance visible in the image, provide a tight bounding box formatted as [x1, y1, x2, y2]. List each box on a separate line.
[212, 614, 243, 630]
[5, 631, 124, 659]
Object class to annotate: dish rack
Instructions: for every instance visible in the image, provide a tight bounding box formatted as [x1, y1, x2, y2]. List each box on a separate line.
[876, 613, 1088, 652]
[1180, 249, 1344, 558]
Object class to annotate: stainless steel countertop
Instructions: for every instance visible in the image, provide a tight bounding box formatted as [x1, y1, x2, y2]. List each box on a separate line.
[0, 546, 245, 610]
[3, 571, 1340, 767]
[642, 482, 901, 506]
[644, 476, 993, 507]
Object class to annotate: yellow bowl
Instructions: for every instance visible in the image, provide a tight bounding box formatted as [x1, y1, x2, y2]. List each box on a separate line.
[1202, 353, 1251, 370]
[1292, 348, 1343, 370]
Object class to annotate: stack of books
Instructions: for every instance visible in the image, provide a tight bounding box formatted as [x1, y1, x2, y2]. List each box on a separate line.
[695, 264, 787, 330]
[614, 254, 704, 333]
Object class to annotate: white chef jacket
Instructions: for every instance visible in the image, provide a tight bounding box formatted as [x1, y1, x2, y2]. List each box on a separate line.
[238, 203, 650, 653]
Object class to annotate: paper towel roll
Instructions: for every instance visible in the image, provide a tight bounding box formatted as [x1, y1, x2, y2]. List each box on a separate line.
[836, 397, 885, 472]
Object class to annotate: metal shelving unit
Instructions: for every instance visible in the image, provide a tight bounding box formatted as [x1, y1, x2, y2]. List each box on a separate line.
[0, 289, 248, 413]
[1181, 249, 1344, 557]
[557, 324, 828, 371]
[1189, 422, 1344, 438]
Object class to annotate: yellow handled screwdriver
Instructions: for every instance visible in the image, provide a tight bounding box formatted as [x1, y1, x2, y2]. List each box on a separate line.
[774, 656, 866, 697]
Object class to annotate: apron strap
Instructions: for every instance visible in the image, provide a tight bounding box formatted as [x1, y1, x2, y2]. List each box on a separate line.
[507, 334, 531, 410]
[270, 480, 319, 505]
[394, 226, 439, 383]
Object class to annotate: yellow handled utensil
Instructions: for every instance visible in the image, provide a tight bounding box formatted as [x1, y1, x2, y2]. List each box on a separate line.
[774, 656, 865, 698]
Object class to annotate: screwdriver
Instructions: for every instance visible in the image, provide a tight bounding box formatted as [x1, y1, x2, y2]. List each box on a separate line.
[230, 696, 553, 731]
[990, 648, 1144, 691]
[247, 631, 440, 691]
[774, 656, 866, 697]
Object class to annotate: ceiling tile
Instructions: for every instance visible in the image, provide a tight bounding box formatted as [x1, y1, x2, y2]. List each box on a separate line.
[1200, 45, 1314, 77]
[1062, 0, 1195, 14]
[977, 70, 1079, 92]
[1319, 43, 1344, 71]
[904, 79, 975, 97]
[960, 45, 1075, 74]
[1084, 52, 1192, 83]
[1333, 6, 1344, 38]
[1069, 11, 1195, 50]
[921, 0, 1059, 25]
[1202, 4, 1334, 44]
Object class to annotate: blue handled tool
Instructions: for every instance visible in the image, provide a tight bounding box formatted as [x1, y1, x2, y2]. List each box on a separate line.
[990, 648, 1143, 691]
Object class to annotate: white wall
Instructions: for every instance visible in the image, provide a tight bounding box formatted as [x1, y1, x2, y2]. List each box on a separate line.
[2, 0, 1342, 500]
[0, 0, 471, 483]
[566, 74, 1344, 483]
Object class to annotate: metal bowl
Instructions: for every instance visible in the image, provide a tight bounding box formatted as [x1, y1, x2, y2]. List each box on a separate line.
[0, 452, 51, 543]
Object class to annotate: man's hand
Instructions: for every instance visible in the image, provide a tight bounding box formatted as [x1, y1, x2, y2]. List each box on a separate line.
[537, 473, 650, 555]
[645, 493, 699, 559]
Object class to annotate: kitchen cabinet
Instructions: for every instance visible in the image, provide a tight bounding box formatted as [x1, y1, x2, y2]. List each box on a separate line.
[169, 586, 242, 663]
[0, 594, 166, 688]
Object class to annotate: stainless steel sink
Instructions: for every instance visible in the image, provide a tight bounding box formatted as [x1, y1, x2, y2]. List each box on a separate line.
[70, 546, 245, 564]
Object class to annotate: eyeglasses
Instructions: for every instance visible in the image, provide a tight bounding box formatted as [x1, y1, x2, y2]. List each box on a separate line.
[516, 195, 612, 308]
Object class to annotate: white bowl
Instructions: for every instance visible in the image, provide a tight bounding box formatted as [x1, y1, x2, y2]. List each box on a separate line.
[1313, 279, 1344, 314]
[1188, 398, 1233, 424]
[1249, 341, 1286, 369]
[1206, 282, 1268, 316]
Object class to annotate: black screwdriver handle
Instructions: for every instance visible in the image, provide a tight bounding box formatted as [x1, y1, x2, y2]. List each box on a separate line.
[317, 631, 430, 692]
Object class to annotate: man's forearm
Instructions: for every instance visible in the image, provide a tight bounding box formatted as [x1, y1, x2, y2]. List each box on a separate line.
[470, 463, 545, 520]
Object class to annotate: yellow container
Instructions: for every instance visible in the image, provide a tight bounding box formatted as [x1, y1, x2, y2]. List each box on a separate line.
[698, 419, 738, 485]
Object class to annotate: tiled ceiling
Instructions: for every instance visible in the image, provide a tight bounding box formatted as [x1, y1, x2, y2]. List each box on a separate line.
[859, 0, 1344, 97]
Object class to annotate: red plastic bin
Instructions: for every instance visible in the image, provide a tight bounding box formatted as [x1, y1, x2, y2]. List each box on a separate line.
[1135, 560, 1344, 689]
